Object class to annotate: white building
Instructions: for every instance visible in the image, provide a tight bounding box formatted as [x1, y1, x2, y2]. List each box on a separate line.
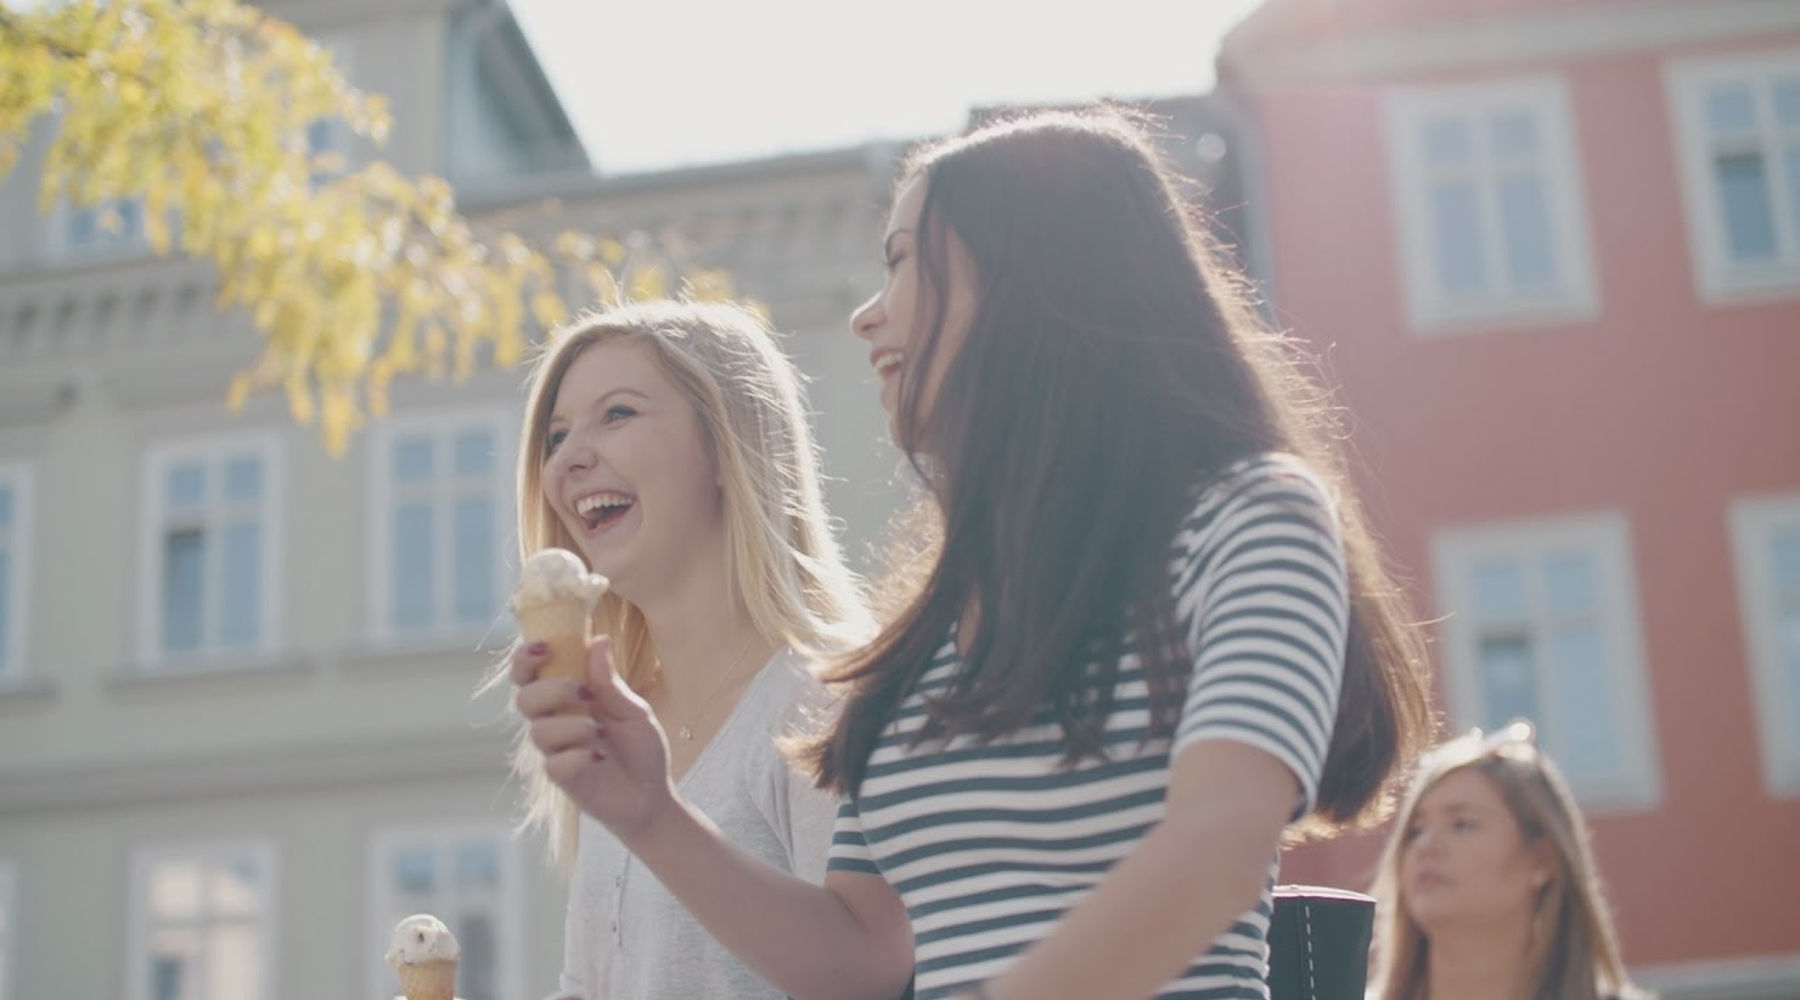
[0, 1, 911, 997]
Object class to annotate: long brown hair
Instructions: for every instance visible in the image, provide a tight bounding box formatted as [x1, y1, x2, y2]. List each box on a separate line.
[809, 107, 1432, 833]
[1369, 724, 1650, 1000]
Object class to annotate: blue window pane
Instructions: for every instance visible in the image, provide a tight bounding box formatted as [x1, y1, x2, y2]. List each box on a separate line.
[1542, 551, 1599, 615]
[166, 462, 206, 512]
[1430, 181, 1488, 295]
[1489, 109, 1541, 160]
[152, 956, 184, 1000]
[1478, 633, 1538, 729]
[307, 118, 335, 153]
[162, 529, 205, 653]
[391, 847, 436, 896]
[1545, 625, 1622, 783]
[117, 199, 142, 238]
[1705, 82, 1757, 133]
[1785, 145, 1800, 261]
[223, 456, 262, 503]
[455, 839, 500, 890]
[394, 436, 434, 484]
[1776, 78, 1800, 127]
[220, 521, 261, 647]
[1771, 528, 1800, 588]
[0, 485, 12, 529]
[1422, 117, 1472, 166]
[70, 207, 98, 246]
[454, 496, 495, 623]
[1498, 175, 1557, 288]
[1781, 610, 1800, 758]
[1716, 152, 1779, 262]
[455, 429, 495, 479]
[0, 550, 11, 673]
[393, 503, 434, 630]
[1470, 560, 1528, 622]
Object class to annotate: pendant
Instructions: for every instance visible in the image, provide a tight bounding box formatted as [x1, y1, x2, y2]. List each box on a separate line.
[678, 724, 694, 741]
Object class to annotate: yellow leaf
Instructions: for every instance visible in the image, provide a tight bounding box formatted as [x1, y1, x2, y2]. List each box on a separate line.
[226, 371, 253, 413]
[626, 264, 667, 302]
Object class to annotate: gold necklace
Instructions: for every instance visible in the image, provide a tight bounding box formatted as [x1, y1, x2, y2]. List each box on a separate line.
[670, 635, 762, 742]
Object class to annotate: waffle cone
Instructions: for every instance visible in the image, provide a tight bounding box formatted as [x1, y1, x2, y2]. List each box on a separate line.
[394, 958, 456, 1000]
[515, 599, 592, 713]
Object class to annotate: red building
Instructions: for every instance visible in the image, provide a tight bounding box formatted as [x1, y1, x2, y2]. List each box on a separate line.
[1219, 1, 1800, 995]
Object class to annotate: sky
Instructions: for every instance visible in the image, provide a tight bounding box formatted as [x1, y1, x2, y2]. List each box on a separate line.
[507, 0, 1268, 176]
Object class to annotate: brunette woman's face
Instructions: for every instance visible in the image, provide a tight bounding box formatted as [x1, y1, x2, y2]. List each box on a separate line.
[849, 175, 979, 448]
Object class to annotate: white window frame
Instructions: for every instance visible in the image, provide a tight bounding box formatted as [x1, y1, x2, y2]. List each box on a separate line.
[137, 432, 285, 669]
[1431, 511, 1661, 811]
[1383, 76, 1601, 334]
[1665, 46, 1800, 304]
[0, 859, 16, 1000]
[0, 463, 33, 685]
[125, 840, 279, 1000]
[1728, 491, 1800, 796]
[366, 823, 524, 1000]
[367, 406, 516, 648]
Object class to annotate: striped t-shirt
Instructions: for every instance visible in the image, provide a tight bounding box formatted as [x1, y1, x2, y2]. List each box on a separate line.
[828, 453, 1349, 999]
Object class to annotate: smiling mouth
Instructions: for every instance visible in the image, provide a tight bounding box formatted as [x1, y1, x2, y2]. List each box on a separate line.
[575, 493, 634, 532]
[873, 352, 905, 380]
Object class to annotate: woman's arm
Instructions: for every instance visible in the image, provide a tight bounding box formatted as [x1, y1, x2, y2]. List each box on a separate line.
[514, 640, 913, 1000]
[962, 740, 1295, 999]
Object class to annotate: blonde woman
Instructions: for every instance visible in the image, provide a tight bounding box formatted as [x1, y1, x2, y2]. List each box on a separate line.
[502, 300, 874, 1000]
[1369, 722, 1651, 1000]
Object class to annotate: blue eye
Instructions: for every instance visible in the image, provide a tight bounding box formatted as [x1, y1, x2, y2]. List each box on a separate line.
[545, 428, 568, 454]
[604, 405, 637, 423]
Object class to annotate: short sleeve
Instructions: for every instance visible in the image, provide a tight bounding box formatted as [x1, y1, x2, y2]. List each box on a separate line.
[826, 797, 881, 875]
[1170, 457, 1349, 817]
[757, 663, 842, 884]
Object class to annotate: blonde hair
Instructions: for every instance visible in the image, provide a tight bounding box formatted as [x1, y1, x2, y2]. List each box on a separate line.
[1369, 722, 1650, 1000]
[501, 299, 873, 868]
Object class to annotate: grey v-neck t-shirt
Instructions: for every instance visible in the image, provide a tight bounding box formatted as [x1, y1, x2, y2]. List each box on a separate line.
[550, 646, 839, 999]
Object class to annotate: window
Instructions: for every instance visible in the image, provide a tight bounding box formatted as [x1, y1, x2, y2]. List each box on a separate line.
[369, 826, 520, 1000]
[0, 861, 15, 1000]
[1666, 47, 1800, 302]
[1432, 512, 1660, 809]
[1383, 77, 1599, 332]
[63, 197, 146, 255]
[307, 38, 356, 188]
[138, 434, 283, 666]
[128, 842, 275, 1000]
[0, 464, 32, 683]
[1729, 493, 1800, 795]
[369, 410, 513, 646]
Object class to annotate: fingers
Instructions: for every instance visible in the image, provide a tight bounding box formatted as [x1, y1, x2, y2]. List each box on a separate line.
[510, 640, 550, 686]
[529, 713, 605, 757]
[545, 745, 606, 788]
[584, 636, 649, 722]
[514, 674, 589, 719]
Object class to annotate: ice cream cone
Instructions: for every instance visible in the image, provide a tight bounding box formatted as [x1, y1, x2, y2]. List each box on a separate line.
[393, 956, 457, 1000]
[512, 549, 608, 713]
[386, 914, 460, 1000]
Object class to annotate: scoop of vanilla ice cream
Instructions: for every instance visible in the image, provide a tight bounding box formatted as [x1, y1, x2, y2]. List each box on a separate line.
[513, 548, 608, 609]
[386, 913, 460, 969]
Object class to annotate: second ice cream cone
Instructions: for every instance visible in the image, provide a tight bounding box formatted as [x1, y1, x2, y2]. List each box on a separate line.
[394, 957, 457, 1000]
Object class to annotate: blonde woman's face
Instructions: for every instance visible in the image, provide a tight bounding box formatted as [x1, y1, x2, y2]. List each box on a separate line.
[1399, 768, 1554, 933]
[539, 339, 724, 602]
